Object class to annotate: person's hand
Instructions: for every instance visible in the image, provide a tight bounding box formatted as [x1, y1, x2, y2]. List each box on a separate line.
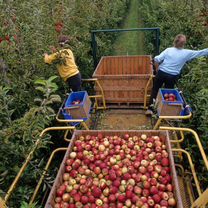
[50, 46, 57, 53]
[43, 53, 49, 64]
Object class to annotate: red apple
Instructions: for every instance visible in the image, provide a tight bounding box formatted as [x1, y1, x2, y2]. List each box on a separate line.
[126, 190, 133, 199]
[160, 199, 168, 206]
[81, 196, 88, 204]
[161, 158, 169, 166]
[109, 194, 116, 202]
[118, 194, 126, 203]
[153, 194, 161, 203]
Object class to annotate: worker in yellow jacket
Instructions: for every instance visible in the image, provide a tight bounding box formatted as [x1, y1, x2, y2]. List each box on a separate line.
[44, 35, 81, 92]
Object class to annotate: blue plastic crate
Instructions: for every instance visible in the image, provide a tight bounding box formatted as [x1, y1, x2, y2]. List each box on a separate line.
[65, 91, 86, 107]
[160, 89, 183, 104]
[156, 89, 184, 116]
[63, 91, 91, 120]
[61, 109, 88, 126]
[180, 105, 192, 116]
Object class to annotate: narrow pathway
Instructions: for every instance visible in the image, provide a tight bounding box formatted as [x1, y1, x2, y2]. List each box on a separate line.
[113, 0, 144, 55]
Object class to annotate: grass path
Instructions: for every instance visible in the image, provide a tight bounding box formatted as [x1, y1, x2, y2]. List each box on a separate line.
[113, 0, 144, 55]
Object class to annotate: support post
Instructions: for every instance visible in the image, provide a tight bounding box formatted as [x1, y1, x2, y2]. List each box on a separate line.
[91, 32, 97, 68]
[155, 28, 160, 55]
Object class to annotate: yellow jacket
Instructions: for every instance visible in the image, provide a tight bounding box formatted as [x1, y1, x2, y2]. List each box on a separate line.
[44, 49, 79, 81]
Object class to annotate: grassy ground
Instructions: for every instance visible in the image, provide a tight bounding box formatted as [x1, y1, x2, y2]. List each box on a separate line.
[113, 0, 144, 55]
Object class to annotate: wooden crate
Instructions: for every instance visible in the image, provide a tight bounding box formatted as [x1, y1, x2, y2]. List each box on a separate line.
[45, 130, 183, 208]
[156, 89, 183, 116]
[92, 55, 153, 105]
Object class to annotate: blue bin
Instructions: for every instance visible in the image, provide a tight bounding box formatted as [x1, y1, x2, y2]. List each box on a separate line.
[61, 110, 88, 126]
[180, 105, 192, 116]
[65, 91, 86, 107]
[63, 91, 91, 120]
[160, 89, 183, 104]
[156, 89, 184, 116]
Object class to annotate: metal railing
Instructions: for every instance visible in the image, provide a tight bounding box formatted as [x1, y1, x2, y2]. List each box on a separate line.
[160, 126, 208, 208]
[91, 27, 160, 67]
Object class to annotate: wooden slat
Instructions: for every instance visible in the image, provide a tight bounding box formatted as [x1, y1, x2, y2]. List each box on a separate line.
[93, 55, 153, 104]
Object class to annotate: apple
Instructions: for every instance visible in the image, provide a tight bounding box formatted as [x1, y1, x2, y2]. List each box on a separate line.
[62, 193, 70, 202]
[125, 199, 132, 207]
[109, 194, 116, 202]
[96, 199, 103, 206]
[161, 158, 169, 166]
[153, 194, 161, 203]
[124, 134, 130, 139]
[141, 134, 147, 140]
[168, 197, 176, 206]
[118, 194, 126, 203]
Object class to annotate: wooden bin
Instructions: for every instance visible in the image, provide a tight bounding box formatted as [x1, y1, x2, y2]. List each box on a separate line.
[92, 55, 153, 105]
[45, 130, 183, 208]
[156, 89, 183, 116]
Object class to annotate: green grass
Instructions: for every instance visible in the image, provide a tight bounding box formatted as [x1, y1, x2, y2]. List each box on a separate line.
[113, 0, 144, 55]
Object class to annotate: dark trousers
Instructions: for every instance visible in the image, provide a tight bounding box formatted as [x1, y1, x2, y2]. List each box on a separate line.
[149, 70, 179, 108]
[66, 72, 82, 92]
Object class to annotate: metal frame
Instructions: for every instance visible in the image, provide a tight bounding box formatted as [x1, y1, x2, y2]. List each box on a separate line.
[0, 126, 75, 207]
[153, 110, 192, 130]
[159, 126, 208, 207]
[2, 125, 207, 207]
[82, 78, 106, 110]
[143, 75, 154, 109]
[91, 27, 160, 68]
[29, 147, 68, 205]
[29, 127, 208, 207]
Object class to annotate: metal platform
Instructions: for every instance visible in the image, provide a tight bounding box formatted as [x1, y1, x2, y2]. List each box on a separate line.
[93, 109, 152, 130]
[178, 176, 192, 208]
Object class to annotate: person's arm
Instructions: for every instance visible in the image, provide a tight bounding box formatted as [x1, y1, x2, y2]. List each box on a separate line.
[186, 48, 208, 61]
[154, 62, 159, 71]
[154, 48, 168, 64]
[152, 58, 159, 73]
[44, 52, 58, 64]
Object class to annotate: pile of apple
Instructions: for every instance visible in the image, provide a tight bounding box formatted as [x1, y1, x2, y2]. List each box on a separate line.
[71, 100, 81, 105]
[163, 93, 177, 102]
[54, 133, 177, 208]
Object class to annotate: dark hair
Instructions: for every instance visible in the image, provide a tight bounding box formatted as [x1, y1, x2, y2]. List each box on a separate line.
[58, 35, 69, 45]
[173, 34, 186, 48]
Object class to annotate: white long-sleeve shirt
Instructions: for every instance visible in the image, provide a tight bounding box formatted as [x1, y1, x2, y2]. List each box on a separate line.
[154, 47, 208, 75]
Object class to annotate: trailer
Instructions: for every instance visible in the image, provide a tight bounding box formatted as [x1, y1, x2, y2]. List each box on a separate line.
[0, 28, 207, 208]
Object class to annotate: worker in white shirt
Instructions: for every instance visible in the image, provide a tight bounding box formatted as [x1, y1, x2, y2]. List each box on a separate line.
[146, 34, 208, 115]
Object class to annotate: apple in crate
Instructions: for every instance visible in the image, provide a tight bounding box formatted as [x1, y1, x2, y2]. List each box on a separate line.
[164, 93, 177, 101]
[52, 133, 177, 207]
[72, 100, 81, 105]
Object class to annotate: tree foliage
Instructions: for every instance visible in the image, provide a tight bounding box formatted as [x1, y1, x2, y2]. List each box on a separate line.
[0, 0, 129, 206]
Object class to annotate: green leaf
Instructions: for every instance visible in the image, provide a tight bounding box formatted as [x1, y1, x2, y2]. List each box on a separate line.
[34, 79, 46, 86]
[34, 98, 42, 103]
[35, 86, 45, 93]
[48, 75, 58, 82]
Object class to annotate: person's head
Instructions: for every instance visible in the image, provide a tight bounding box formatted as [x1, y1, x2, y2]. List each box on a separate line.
[173, 34, 186, 49]
[58, 35, 69, 47]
